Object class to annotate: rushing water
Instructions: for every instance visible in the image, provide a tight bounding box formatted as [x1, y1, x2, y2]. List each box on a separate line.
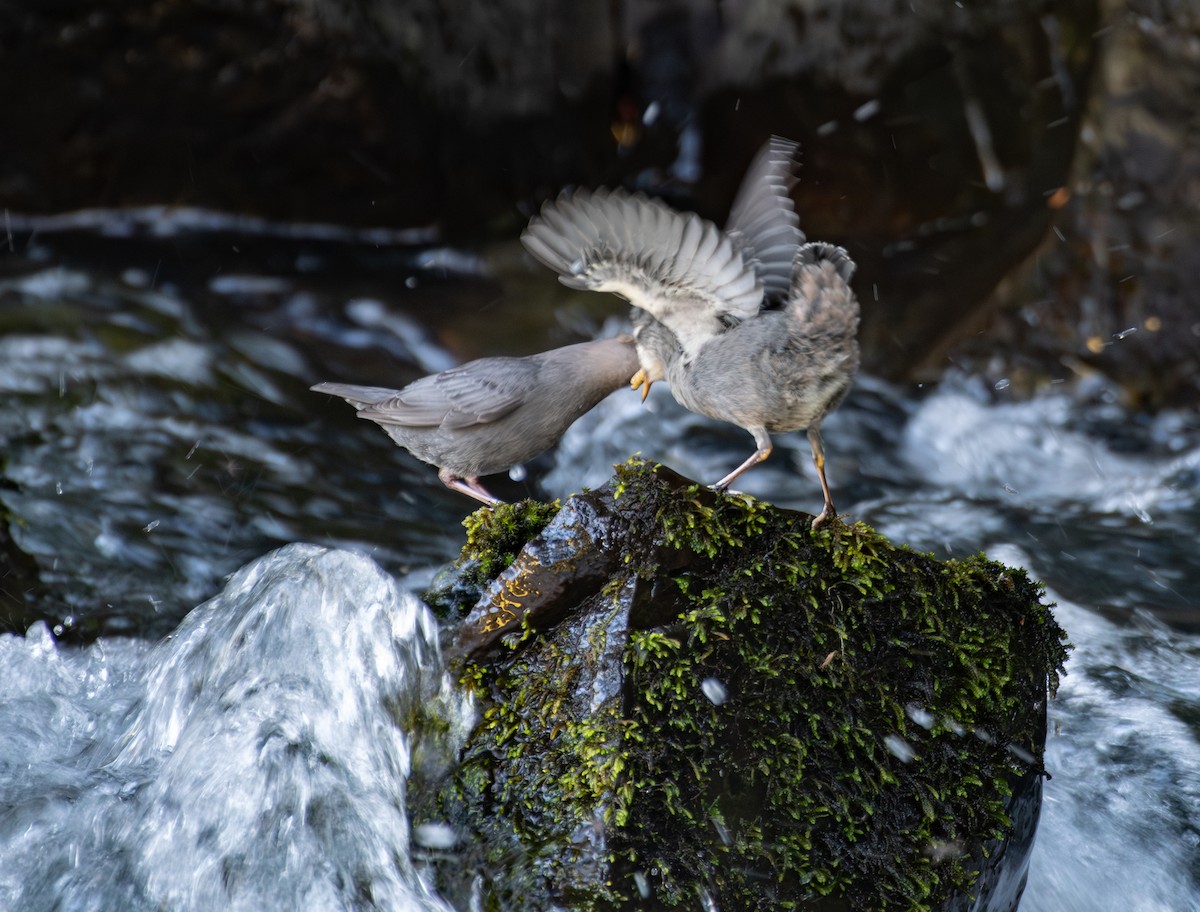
[0, 214, 1197, 911]
[0, 546, 462, 912]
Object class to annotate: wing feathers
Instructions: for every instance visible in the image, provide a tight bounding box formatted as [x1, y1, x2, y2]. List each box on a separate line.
[521, 137, 806, 358]
[312, 362, 532, 432]
[726, 136, 805, 302]
[522, 188, 763, 360]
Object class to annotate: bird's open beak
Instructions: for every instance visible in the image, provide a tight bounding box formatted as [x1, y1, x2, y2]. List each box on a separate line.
[630, 369, 653, 402]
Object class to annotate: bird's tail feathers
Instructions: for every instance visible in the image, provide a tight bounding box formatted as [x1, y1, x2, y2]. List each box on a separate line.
[786, 242, 860, 331]
[796, 241, 856, 283]
[310, 382, 397, 409]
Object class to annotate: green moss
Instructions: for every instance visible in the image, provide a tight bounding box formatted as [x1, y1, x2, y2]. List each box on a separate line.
[424, 499, 564, 620]
[425, 459, 1070, 911]
[460, 499, 562, 585]
[438, 584, 639, 911]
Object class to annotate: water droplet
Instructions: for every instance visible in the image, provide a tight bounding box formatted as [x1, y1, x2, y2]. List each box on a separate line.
[1007, 742, 1036, 765]
[1130, 499, 1152, 525]
[926, 839, 964, 862]
[994, 378, 1010, 391]
[412, 822, 458, 849]
[710, 814, 732, 845]
[633, 871, 650, 898]
[853, 99, 881, 122]
[906, 703, 935, 729]
[700, 677, 728, 705]
[884, 734, 916, 763]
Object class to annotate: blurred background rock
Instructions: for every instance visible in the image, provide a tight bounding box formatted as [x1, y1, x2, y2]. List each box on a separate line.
[2, 0, 1195, 404]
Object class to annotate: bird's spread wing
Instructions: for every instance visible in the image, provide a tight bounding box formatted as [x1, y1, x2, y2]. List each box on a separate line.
[725, 136, 804, 303]
[521, 188, 762, 361]
[319, 361, 534, 431]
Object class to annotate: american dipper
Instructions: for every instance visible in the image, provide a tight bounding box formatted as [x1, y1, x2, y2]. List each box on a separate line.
[627, 134, 804, 396]
[520, 137, 860, 527]
[311, 336, 640, 505]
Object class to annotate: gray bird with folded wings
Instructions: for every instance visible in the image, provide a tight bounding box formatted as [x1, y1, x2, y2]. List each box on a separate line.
[312, 336, 639, 505]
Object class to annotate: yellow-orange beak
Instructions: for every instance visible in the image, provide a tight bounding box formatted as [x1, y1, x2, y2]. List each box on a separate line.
[630, 369, 653, 403]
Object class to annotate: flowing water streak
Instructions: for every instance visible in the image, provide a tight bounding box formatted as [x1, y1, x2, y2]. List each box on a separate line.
[997, 550, 1200, 912]
[0, 544, 468, 912]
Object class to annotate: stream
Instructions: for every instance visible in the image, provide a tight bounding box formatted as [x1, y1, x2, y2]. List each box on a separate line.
[0, 212, 1196, 911]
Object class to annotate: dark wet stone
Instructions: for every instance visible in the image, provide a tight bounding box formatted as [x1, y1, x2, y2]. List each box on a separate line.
[0, 503, 51, 635]
[420, 459, 1068, 911]
[449, 493, 624, 661]
[449, 468, 704, 661]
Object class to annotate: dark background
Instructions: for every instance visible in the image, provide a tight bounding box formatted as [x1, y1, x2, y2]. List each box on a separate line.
[1, 0, 1196, 403]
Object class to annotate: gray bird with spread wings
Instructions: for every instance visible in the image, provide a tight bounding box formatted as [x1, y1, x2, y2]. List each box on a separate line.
[520, 136, 860, 527]
[312, 336, 639, 505]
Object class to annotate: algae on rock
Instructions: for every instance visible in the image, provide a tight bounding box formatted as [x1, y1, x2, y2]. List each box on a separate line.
[417, 459, 1069, 912]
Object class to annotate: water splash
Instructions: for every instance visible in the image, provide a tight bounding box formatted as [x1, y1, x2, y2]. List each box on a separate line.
[0, 545, 466, 912]
[990, 545, 1200, 912]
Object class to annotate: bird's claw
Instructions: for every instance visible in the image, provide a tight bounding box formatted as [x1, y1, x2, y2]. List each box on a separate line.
[630, 369, 653, 402]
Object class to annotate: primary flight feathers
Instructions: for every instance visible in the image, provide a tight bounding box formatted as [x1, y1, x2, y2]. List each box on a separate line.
[522, 188, 763, 362]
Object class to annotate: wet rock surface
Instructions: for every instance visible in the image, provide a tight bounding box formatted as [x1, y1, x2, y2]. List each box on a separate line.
[418, 460, 1069, 911]
[0, 498, 50, 632]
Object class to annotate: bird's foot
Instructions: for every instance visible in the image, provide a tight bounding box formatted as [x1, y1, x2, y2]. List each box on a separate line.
[630, 369, 653, 402]
[444, 475, 504, 506]
[810, 502, 836, 530]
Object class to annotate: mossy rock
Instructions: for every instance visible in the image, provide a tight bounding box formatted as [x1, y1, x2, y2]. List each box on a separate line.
[417, 459, 1069, 911]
